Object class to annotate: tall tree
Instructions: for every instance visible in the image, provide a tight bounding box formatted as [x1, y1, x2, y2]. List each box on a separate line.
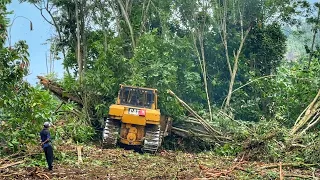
[216, 0, 252, 109]
[306, 3, 320, 69]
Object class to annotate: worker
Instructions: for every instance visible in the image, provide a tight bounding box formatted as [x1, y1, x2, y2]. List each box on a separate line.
[40, 122, 53, 171]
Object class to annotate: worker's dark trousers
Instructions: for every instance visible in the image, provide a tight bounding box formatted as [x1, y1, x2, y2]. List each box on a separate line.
[43, 145, 53, 170]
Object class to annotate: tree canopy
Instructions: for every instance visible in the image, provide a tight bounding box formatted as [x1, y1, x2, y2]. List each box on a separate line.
[0, 0, 319, 165]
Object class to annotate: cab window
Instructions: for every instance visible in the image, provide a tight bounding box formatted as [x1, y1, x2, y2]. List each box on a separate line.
[120, 87, 154, 108]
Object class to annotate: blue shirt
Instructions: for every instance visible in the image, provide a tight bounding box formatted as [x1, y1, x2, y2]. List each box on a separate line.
[40, 128, 51, 148]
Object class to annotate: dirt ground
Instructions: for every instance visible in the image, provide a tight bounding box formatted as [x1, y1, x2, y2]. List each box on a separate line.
[0, 144, 319, 180]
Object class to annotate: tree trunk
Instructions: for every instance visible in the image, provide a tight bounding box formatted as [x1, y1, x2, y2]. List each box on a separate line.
[223, 4, 251, 109]
[198, 33, 213, 122]
[109, 1, 121, 35]
[98, 1, 108, 55]
[220, 0, 232, 77]
[117, 0, 136, 51]
[224, 27, 251, 108]
[80, 0, 86, 73]
[75, 0, 82, 82]
[308, 6, 320, 69]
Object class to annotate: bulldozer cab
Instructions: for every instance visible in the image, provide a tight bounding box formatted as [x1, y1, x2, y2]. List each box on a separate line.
[104, 84, 171, 152]
[117, 85, 157, 110]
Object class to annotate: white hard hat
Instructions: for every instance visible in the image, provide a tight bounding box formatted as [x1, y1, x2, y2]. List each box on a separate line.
[44, 122, 51, 127]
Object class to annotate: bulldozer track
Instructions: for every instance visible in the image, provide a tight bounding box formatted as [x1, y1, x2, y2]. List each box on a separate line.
[143, 125, 161, 153]
[102, 118, 120, 147]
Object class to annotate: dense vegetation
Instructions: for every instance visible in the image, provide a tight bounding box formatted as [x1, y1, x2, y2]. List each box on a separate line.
[0, 0, 320, 177]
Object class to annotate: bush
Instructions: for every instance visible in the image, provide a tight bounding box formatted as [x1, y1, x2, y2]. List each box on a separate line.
[0, 84, 59, 154]
[54, 112, 95, 144]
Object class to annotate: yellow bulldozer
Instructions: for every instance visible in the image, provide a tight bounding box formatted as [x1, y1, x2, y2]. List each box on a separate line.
[102, 84, 171, 153]
[37, 76, 173, 153]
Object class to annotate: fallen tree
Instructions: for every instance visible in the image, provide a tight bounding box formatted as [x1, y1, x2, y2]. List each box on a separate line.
[37, 76, 83, 106]
[291, 89, 320, 137]
[167, 90, 234, 143]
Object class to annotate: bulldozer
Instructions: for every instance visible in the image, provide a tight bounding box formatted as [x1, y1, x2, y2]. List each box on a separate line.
[37, 76, 224, 153]
[102, 84, 171, 153]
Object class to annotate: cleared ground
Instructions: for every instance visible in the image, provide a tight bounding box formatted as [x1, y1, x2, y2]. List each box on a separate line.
[0, 144, 318, 180]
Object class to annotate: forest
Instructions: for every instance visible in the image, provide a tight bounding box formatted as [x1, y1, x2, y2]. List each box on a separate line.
[0, 0, 320, 179]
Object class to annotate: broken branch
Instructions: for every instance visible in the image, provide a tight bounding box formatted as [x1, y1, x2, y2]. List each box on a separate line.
[0, 160, 25, 169]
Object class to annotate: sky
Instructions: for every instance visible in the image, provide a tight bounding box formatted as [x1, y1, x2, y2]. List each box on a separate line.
[6, 0, 64, 85]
